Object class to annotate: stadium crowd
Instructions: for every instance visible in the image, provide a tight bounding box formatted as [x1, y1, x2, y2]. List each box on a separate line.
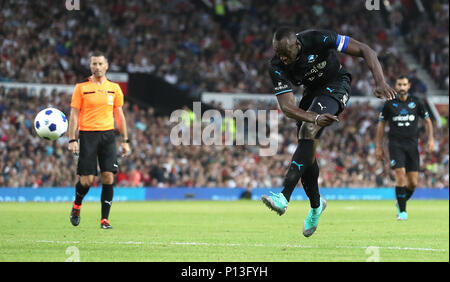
[400, 0, 449, 90]
[2, 0, 441, 97]
[0, 0, 448, 190]
[0, 86, 448, 189]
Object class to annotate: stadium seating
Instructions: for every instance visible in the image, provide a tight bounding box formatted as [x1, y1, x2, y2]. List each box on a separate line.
[401, 0, 449, 90]
[0, 1, 448, 189]
[2, 0, 445, 95]
[0, 86, 448, 188]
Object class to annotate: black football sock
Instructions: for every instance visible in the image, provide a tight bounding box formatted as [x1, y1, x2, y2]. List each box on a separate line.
[101, 184, 114, 220]
[281, 139, 316, 202]
[404, 188, 414, 212]
[74, 181, 90, 206]
[301, 159, 321, 209]
[395, 186, 407, 212]
[281, 164, 302, 202]
[405, 188, 414, 201]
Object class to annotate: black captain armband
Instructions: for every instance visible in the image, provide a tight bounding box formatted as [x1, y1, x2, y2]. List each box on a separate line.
[69, 139, 78, 143]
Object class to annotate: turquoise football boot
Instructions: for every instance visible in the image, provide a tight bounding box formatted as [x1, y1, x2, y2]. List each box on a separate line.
[397, 211, 408, 221]
[261, 192, 288, 216]
[395, 201, 408, 221]
[302, 197, 327, 237]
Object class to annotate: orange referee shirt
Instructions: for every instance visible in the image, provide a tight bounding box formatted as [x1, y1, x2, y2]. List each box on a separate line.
[71, 77, 124, 131]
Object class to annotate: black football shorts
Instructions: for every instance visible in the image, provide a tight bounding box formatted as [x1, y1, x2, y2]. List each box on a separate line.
[77, 130, 118, 176]
[296, 74, 351, 139]
[388, 139, 420, 172]
[300, 74, 351, 112]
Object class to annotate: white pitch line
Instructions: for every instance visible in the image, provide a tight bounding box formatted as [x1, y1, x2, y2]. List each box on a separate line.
[37, 240, 80, 244]
[337, 245, 448, 252]
[7, 239, 448, 253]
[171, 242, 448, 252]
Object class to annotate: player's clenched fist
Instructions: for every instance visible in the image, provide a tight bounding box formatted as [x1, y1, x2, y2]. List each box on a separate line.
[315, 113, 339, 127]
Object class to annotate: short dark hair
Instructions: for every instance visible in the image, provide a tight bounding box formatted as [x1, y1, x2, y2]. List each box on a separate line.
[273, 26, 297, 41]
[90, 51, 108, 61]
[396, 75, 409, 82]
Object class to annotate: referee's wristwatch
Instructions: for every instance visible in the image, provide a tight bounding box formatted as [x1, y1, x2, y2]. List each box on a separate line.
[122, 138, 130, 143]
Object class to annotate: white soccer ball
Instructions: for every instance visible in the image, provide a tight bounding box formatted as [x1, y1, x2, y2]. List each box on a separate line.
[34, 107, 68, 140]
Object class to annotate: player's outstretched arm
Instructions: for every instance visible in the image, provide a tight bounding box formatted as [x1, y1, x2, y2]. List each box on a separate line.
[343, 38, 396, 101]
[276, 92, 339, 127]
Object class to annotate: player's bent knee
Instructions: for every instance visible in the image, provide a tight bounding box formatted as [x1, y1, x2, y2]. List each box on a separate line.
[407, 184, 416, 190]
[407, 181, 417, 190]
[299, 122, 320, 139]
[406, 172, 418, 190]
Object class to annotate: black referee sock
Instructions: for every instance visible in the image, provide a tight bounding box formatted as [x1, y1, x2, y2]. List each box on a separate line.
[301, 159, 321, 209]
[74, 181, 90, 206]
[395, 186, 407, 212]
[101, 184, 114, 220]
[281, 139, 315, 202]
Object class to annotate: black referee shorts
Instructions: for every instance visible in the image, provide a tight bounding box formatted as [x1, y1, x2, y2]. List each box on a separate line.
[388, 140, 420, 172]
[77, 130, 118, 176]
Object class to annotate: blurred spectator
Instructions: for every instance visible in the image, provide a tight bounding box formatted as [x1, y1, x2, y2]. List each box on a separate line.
[239, 182, 253, 199]
[0, 1, 448, 189]
[400, 0, 449, 90]
[0, 0, 431, 95]
[0, 87, 448, 189]
[408, 70, 428, 95]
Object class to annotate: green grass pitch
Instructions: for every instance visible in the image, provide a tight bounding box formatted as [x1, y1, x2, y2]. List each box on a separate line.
[0, 200, 448, 262]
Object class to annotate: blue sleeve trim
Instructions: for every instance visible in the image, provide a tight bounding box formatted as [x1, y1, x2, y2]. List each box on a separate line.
[274, 89, 292, 96]
[336, 34, 341, 49]
[342, 36, 349, 52]
[336, 34, 349, 52]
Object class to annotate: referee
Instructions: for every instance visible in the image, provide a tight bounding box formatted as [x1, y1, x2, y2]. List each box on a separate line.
[376, 75, 435, 221]
[68, 51, 130, 229]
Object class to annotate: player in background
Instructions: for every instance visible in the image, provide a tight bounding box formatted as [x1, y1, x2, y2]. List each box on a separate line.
[376, 75, 435, 220]
[261, 27, 396, 237]
[68, 51, 130, 229]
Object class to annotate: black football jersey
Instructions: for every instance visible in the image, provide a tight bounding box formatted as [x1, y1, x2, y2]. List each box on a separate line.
[269, 29, 351, 96]
[379, 95, 430, 143]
